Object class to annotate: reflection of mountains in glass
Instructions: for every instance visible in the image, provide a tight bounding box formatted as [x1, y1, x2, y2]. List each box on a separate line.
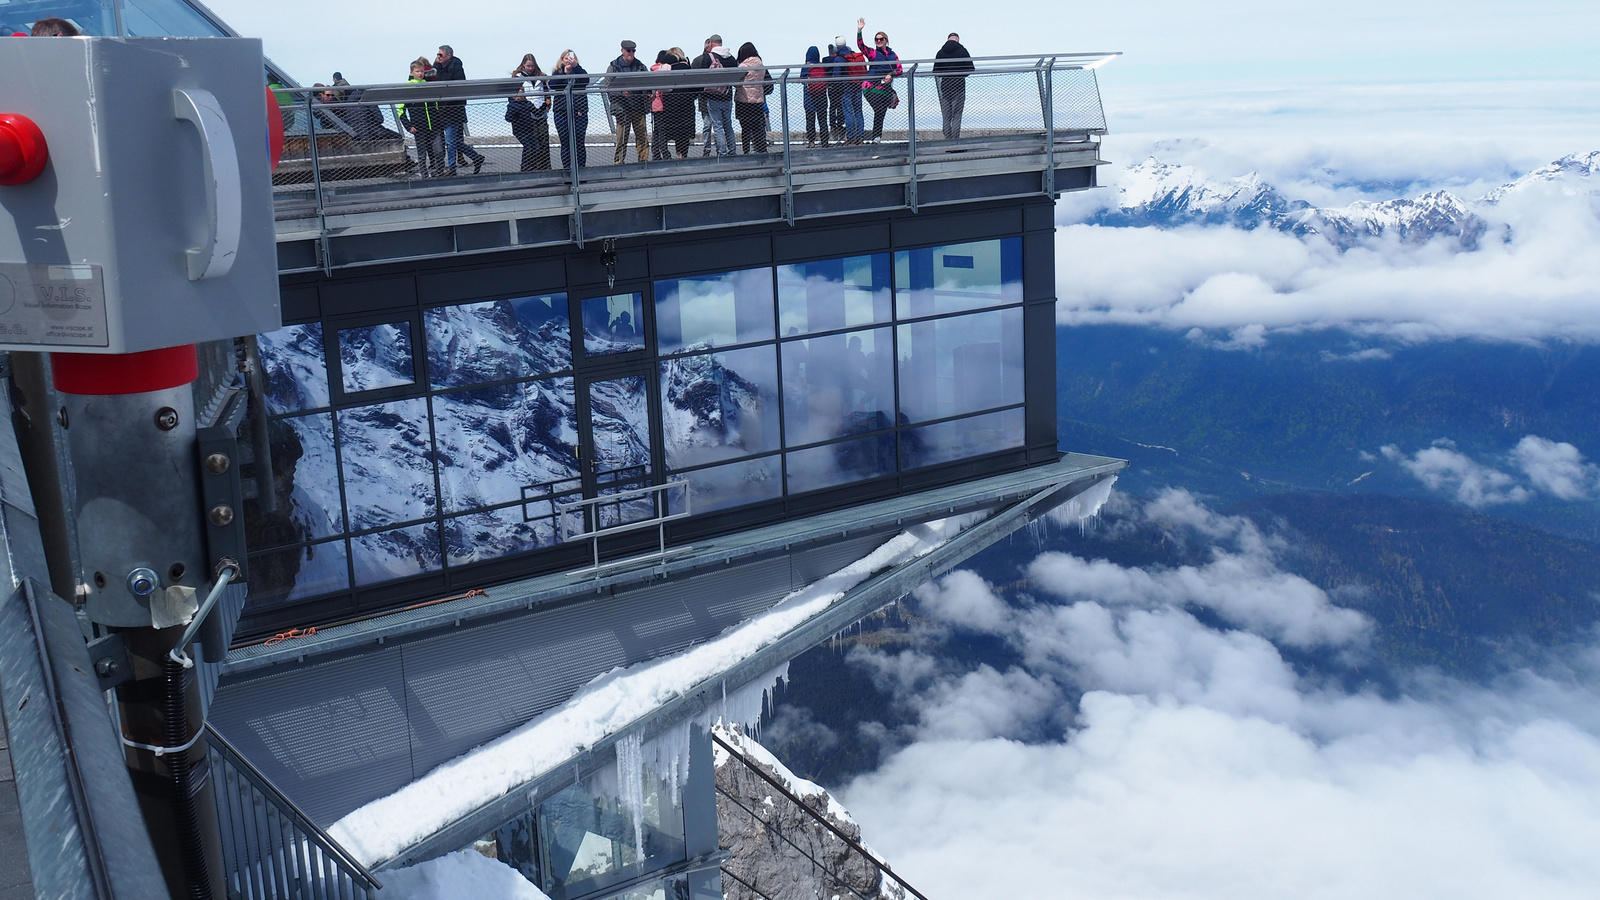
[660, 347, 778, 469]
[250, 299, 584, 593]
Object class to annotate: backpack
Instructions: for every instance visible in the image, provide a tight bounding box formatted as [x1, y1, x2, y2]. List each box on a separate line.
[843, 50, 868, 80]
[804, 65, 827, 95]
[704, 52, 731, 99]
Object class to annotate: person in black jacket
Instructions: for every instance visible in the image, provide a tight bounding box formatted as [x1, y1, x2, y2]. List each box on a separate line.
[607, 40, 650, 164]
[933, 33, 975, 140]
[433, 45, 486, 175]
[550, 50, 590, 169]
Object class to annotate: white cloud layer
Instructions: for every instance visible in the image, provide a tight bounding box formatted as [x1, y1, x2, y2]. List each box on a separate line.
[838, 490, 1600, 899]
[1055, 176, 1600, 344]
[1381, 436, 1600, 506]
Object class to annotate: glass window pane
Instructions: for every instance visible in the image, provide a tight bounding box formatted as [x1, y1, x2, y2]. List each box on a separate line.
[433, 379, 579, 514]
[338, 322, 415, 393]
[338, 398, 436, 529]
[588, 376, 655, 483]
[896, 308, 1024, 424]
[244, 540, 350, 610]
[667, 456, 781, 516]
[901, 408, 1026, 470]
[257, 323, 330, 414]
[536, 761, 686, 896]
[660, 346, 779, 468]
[352, 522, 441, 586]
[424, 294, 571, 388]
[119, 0, 227, 36]
[582, 293, 645, 355]
[246, 413, 343, 546]
[780, 327, 894, 447]
[786, 434, 896, 494]
[445, 503, 570, 567]
[654, 268, 774, 354]
[777, 253, 891, 336]
[894, 237, 1023, 319]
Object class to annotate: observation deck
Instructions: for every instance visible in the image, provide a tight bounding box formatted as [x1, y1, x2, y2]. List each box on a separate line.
[269, 53, 1115, 272]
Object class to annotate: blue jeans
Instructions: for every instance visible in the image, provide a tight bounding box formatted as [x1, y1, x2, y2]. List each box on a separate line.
[706, 98, 735, 155]
[555, 113, 587, 169]
[442, 123, 482, 171]
[840, 87, 863, 141]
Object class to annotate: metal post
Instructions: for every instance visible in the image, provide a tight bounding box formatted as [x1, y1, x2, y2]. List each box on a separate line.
[779, 68, 793, 225]
[906, 63, 918, 213]
[303, 91, 332, 274]
[567, 80, 583, 247]
[1043, 58, 1056, 197]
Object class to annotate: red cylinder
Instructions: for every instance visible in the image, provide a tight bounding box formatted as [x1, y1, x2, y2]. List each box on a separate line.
[52, 345, 199, 395]
[0, 113, 48, 186]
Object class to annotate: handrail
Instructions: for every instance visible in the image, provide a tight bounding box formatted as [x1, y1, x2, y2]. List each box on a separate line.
[711, 729, 930, 900]
[204, 721, 382, 891]
[557, 480, 691, 574]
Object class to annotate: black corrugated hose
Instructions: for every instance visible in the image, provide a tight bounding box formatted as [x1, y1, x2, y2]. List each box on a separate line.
[163, 652, 213, 900]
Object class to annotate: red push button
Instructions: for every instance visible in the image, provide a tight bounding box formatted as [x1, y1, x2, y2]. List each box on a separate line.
[0, 113, 48, 186]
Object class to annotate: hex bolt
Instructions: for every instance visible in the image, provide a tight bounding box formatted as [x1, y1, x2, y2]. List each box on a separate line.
[209, 505, 235, 527]
[204, 452, 231, 475]
[154, 407, 180, 431]
[126, 567, 159, 597]
[94, 657, 119, 679]
[56, 407, 68, 428]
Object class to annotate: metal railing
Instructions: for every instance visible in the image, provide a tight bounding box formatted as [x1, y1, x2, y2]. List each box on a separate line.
[270, 52, 1116, 218]
[206, 722, 382, 900]
[556, 479, 691, 574]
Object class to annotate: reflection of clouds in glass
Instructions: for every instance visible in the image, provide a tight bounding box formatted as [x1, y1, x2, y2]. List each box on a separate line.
[338, 322, 415, 393]
[786, 434, 896, 493]
[777, 254, 893, 335]
[901, 408, 1025, 470]
[433, 379, 578, 513]
[655, 268, 774, 354]
[258, 323, 330, 414]
[669, 456, 781, 515]
[338, 398, 436, 529]
[425, 295, 571, 388]
[351, 522, 441, 586]
[897, 308, 1024, 424]
[895, 237, 1022, 319]
[781, 327, 894, 447]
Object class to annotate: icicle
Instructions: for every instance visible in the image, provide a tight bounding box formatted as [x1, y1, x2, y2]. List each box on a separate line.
[615, 732, 646, 862]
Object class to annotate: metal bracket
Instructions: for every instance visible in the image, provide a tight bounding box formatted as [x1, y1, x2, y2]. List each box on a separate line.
[196, 378, 249, 593]
[86, 631, 131, 692]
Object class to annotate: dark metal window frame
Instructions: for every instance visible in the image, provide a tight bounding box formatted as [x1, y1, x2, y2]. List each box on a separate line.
[240, 200, 1055, 637]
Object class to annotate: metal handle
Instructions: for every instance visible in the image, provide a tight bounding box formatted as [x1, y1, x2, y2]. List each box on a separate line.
[173, 89, 242, 281]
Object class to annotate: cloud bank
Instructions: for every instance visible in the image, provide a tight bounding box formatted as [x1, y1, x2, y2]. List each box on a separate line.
[1056, 161, 1600, 345]
[838, 491, 1600, 899]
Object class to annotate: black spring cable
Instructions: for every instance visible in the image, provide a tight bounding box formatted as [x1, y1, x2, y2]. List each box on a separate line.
[164, 653, 214, 900]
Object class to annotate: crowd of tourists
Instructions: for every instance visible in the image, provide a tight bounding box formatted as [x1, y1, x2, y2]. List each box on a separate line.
[368, 24, 974, 176]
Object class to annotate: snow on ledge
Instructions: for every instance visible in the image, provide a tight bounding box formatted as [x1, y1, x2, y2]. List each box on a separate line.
[329, 514, 984, 866]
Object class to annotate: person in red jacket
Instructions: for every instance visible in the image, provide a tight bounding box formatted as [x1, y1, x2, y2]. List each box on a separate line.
[833, 33, 867, 144]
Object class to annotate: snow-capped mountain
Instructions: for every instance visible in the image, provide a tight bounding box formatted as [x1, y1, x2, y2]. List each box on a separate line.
[1080, 152, 1600, 250]
[1480, 151, 1600, 203]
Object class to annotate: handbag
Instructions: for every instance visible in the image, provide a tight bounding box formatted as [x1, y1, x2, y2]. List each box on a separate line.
[890, 88, 900, 109]
[505, 96, 532, 123]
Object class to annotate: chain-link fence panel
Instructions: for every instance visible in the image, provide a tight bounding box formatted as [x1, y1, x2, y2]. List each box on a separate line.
[1050, 65, 1109, 133]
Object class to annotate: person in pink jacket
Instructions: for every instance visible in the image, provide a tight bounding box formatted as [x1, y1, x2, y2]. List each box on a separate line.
[856, 18, 902, 143]
[735, 42, 770, 154]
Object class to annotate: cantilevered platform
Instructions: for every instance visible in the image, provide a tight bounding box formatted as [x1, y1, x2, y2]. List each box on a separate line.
[209, 453, 1122, 829]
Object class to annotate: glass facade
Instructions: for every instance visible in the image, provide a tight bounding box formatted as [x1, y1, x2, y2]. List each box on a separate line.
[474, 756, 687, 900]
[245, 236, 1030, 614]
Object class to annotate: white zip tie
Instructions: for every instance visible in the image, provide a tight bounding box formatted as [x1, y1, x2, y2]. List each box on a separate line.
[120, 726, 204, 758]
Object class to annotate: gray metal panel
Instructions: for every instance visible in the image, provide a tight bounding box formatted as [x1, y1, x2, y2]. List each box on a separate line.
[207, 646, 416, 826]
[400, 556, 795, 780]
[788, 534, 890, 589]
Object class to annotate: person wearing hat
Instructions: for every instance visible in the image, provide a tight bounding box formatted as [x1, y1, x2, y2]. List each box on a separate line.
[692, 34, 725, 156]
[607, 40, 650, 164]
